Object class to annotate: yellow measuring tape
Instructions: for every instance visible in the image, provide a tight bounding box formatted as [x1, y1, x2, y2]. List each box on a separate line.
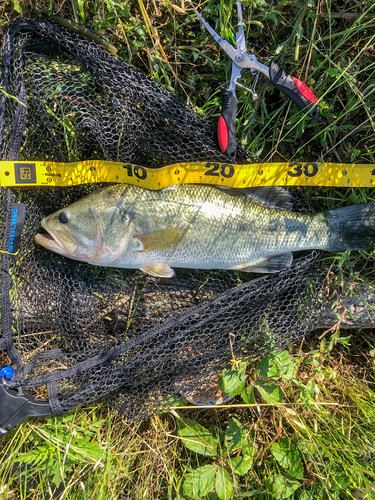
[1, 160, 375, 189]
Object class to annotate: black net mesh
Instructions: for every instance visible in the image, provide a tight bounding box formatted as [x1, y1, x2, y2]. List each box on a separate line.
[1, 17, 233, 166]
[1, 19, 325, 420]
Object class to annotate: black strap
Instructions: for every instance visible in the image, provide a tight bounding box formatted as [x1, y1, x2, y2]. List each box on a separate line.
[8, 83, 28, 161]
[1, 190, 23, 375]
[0, 26, 13, 149]
[47, 382, 65, 416]
[0, 23, 28, 380]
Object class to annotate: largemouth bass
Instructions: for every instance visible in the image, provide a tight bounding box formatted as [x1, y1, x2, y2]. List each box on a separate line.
[35, 184, 375, 278]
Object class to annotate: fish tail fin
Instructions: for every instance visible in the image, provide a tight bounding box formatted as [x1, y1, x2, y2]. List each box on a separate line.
[325, 203, 375, 251]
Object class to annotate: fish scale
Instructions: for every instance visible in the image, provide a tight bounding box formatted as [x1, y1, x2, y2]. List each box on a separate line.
[35, 184, 375, 278]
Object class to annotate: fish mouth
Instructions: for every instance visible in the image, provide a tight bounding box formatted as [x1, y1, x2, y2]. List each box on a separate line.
[35, 220, 77, 255]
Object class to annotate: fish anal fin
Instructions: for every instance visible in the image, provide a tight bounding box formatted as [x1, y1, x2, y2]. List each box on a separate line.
[135, 228, 185, 252]
[140, 264, 174, 278]
[236, 253, 293, 273]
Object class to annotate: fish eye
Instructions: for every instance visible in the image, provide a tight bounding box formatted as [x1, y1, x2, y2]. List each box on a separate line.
[58, 212, 70, 224]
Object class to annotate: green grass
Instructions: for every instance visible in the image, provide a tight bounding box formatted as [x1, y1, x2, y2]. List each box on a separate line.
[1, 0, 375, 498]
[0, 333, 374, 499]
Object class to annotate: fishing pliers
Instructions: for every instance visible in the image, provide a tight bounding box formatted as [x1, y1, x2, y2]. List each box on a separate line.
[194, 1, 322, 162]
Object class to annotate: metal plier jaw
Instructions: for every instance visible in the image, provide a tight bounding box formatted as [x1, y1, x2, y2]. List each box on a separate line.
[0, 370, 52, 437]
[194, 1, 322, 162]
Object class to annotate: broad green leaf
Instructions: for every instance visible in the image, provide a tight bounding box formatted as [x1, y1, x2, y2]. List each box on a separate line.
[177, 417, 218, 457]
[229, 455, 253, 475]
[75, 440, 103, 461]
[268, 12, 279, 25]
[255, 355, 278, 378]
[295, 24, 303, 41]
[242, 441, 257, 459]
[237, 490, 262, 497]
[52, 467, 63, 488]
[297, 379, 316, 405]
[275, 40, 288, 56]
[20, 451, 40, 464]
[219, 361, 247, 396]
[266, 474, 301, 499]
[297, 441, 316, 458]
[273, 351, 297, 381]
[208, 425, 221, 442]
[289, 458, 304, 480]
[183, 464, 218, 498]
[215, 467, 233, 499]
[241, 384, 255, 404]
[225, 417, 244, 452]
[256, 351, 297, 381]
[13, 0, 22, 13]
[172, 397, 189, 407]
[271, 439, 303, 479]
[329, 471, 351, 492]
[298, 491, 316, 500]
[254, 380, 283, 404]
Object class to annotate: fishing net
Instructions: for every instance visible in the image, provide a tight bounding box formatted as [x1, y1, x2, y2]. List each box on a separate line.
[0, 18, 326, 420]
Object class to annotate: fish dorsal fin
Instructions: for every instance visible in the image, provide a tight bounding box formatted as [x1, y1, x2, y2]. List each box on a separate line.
[135, 228, 185, 252]
[242, 187, 293, 211]
[236, 253, 293, 273]
[140, 264, 174, 278]
[215, 186, 293, 211]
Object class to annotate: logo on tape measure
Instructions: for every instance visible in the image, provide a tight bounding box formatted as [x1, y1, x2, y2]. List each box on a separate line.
[14, 163, 36, 184]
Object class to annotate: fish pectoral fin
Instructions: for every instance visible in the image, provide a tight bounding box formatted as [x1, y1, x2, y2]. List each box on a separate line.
[140, 264, 174, 278]
[135, 228, 185, 252]
[237, 253, 293, 273]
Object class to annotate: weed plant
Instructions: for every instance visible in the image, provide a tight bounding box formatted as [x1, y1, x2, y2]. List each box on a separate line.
[0, 332, 374, 499]
[1, 0, 375, 498]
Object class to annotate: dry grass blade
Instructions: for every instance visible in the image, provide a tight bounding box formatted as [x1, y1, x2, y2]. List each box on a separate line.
[137, 0, 178, 79]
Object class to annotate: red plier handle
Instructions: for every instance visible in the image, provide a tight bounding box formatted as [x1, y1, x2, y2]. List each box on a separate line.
[269, 60, 321, 121]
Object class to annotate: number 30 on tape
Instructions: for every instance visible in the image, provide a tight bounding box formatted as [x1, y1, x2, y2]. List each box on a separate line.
[288, 162, 319, 178]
